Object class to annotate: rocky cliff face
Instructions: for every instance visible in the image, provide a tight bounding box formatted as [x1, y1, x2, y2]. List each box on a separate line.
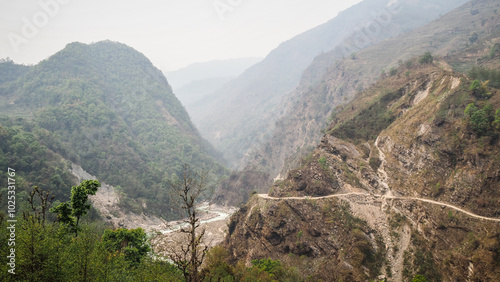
[224, 65, 500, 281]
[226, 195, 386, 281]
[198, 0, 468, 168]
[246, 0, 500, 182]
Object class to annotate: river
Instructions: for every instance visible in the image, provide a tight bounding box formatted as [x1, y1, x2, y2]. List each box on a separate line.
[160, 203, 234, 234]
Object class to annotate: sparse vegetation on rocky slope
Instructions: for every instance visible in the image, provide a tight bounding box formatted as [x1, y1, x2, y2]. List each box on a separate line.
[225, 61, 500, 280]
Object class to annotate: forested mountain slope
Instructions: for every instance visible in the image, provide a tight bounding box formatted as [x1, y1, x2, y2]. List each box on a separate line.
[0, 41, 226, 219]
[0, 118, 77, 205]
[199, 0, 468, 167]
[0, 58, 30, 85]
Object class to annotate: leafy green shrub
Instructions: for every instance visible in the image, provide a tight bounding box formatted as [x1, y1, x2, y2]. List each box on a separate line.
[318, 156, 328, 170]
[203, 246, 235, 281]
[251, 258, 301, 281]
[412, 274, 428, 282]
[494, 108, 500, 130]
[102, 228, 150, 267]
[252, 258, 282, 275]
[469, 32, 479, 44]
[469, 79, 492, 99]
[464, 103, 497, 136]
[489, 43, 499, 59]
[419, 52, 433, 64]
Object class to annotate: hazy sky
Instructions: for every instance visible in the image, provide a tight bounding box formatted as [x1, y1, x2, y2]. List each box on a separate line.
[0, 0, 362, 71]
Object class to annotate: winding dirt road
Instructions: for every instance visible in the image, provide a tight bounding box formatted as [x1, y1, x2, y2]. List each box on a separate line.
[257, 192, 367, 200]
[257, 193, 500, 223]
[256, 134, 498, 281]
[389, 196, 500, 222]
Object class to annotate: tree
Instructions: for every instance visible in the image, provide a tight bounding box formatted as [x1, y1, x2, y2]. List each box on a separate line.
[251, 258, 285, 279]
[389, 67, 397, 76]
[465, 103, 496, 136]
[70, 180, 100, 227]
[26, 186, 55, 227]
[469, 79, 492, 99]
[168, 164, 210, 282]
[469, 32, 479, 44]
[16, 186, 60, 280]
[102, 228, 150, 267]
[202, 246, 234, 281]
[419, 52, 433, 64]
[50, 180, 100, 234]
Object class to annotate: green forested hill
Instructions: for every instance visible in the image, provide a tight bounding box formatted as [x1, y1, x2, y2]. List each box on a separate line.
[0, 59, 30, 85]
[0, 41, 226, 219]
[0, 118, 76, 206]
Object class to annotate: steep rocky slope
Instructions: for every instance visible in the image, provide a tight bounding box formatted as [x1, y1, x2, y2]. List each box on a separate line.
[224, 64, 500, 281]
[247, 0, 500, 182]
[198, 0, 467, 167]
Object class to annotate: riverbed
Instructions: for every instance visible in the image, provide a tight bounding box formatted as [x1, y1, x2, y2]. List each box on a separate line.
[151, 203, 236, 256]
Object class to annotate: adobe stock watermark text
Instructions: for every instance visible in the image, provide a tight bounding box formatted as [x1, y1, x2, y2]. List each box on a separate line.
[6, 168, 16, 275]
[8, 0, 72, 53]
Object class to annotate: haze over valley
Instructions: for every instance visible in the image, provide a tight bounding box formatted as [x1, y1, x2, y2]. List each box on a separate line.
[1, 0, 500, 281]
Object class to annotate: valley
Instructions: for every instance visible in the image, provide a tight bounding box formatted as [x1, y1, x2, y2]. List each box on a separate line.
[1, 0, 500, 281]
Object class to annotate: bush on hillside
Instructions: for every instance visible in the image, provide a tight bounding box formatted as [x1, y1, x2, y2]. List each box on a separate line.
[419, 52, 434, 64]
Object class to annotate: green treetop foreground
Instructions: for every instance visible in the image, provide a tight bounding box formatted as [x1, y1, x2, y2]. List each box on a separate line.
[50, 180, 100, 234]
[0, 178, 302, 281]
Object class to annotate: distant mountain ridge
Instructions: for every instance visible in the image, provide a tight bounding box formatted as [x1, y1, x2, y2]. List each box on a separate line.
[166, 57, 262, 124]
[165, 57, 262, 90]
[197, 0, 469, 167]
[175, 76, 234, 121]
[0, 58, 30, 85]
[243, 0, 481, 179]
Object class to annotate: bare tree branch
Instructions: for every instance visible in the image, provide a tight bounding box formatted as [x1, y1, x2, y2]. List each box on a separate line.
[167, 164, 210, 282]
